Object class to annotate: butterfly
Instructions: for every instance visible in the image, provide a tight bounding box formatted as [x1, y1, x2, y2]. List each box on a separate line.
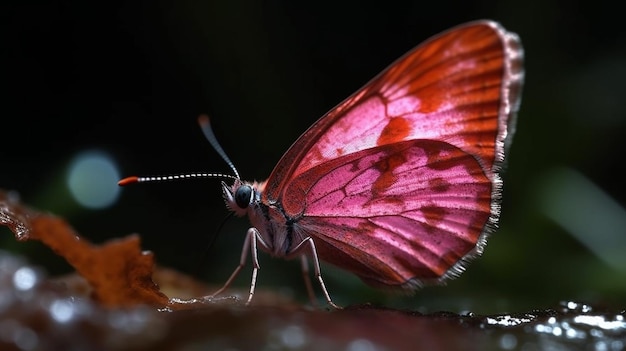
[119, 20, 524, 308]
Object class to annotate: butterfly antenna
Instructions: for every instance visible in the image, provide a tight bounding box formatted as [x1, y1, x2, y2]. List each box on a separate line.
[197, 114, 240, 180]
[118, 114, 241, 186]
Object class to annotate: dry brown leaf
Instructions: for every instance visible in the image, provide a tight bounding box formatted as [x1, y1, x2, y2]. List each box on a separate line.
[1, 190, 168, 308]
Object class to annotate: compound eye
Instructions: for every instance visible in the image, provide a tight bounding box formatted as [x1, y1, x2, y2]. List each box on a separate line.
[234, 185, 253, 209]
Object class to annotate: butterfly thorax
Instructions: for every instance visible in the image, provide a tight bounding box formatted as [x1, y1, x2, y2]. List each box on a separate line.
[222, 180, 299, 257]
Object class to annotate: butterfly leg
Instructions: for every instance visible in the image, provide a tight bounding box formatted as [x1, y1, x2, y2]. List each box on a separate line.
[290, 237, 341, 309]
[299, 255, 317, 307]
[208, 227, 267, 306]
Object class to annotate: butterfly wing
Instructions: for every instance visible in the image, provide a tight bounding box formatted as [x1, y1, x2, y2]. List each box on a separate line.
[265, 20, 522, 201]
[263, 21, 523, 288]
[283, 139, 491, 288]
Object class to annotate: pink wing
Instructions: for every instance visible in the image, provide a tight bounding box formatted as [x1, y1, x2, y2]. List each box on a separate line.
[264, 21, 523, 202]
[263, 21, 523, 288]
[282, 139, 491, 287]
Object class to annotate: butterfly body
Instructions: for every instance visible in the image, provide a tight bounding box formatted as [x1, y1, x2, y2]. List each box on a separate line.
[223, 180, 297, 257]
[120, 20, 523, 307]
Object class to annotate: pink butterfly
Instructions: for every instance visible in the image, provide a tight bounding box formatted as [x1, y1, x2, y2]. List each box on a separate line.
[120, 20, 524, 308]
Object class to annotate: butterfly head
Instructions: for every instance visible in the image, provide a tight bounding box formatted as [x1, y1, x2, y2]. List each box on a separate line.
[222, 180, 265, 217]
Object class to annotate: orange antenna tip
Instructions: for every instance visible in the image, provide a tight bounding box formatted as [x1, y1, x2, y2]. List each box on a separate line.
[198, 114, 210, 126]
[118, 176, 139, 186]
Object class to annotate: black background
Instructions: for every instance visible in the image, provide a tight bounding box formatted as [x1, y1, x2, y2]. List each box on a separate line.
[3, 1, 626, 312]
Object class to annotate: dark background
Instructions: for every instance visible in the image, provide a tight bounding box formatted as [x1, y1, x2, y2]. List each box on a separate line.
[2, 1, 626, 313]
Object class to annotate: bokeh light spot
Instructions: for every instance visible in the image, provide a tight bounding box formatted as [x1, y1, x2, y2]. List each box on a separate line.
[67, 150, 121, 209]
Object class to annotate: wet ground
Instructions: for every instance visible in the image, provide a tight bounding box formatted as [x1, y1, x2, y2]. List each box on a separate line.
[1, 249, 625, 351]
[2, 189, 625, 350]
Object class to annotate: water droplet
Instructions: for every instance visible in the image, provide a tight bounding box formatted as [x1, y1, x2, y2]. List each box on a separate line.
[279, 325, 306, 349]
[347, 338, 378, 351]
[13, 267, 37, 291]
[573, 315, 626, 331]
[13, 223, 30, 240]
[108, 307, 153, 334]
[499, 333, 517, 350]
[485, 314, 535, 327]
[50, 299, 75, 323]
[561, 300, 593, 313]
